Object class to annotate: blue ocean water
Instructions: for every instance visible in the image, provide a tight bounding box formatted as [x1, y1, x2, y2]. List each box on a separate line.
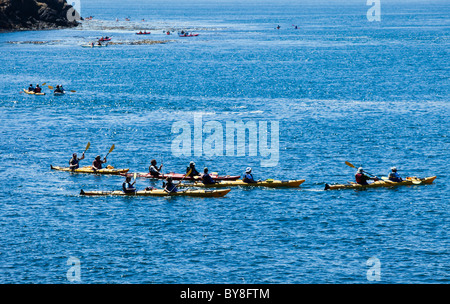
[0, 0, 449, 283]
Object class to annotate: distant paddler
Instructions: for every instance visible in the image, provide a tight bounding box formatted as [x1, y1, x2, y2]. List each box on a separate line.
[92, 155, 107, 170]
[27, 84, 34, 92]
[242, 167, 260, 183]
[388, 167, 403, 182]
[201, 167, 217, 185]
[355, 167, 378, 185]
[34, 84, 42, 94]
[148, 159, 163, 177]
[186, 161, 201, 178]
[69, 153, 85, 170]
[122, 175, 136, 194]
[163, 176, 177, 193]
[92, 144, 114, 170]
[69, 142, 89, 170]
[54, 85, 64, 94]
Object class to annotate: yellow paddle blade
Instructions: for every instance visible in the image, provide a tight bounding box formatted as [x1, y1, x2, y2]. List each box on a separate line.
[211, 172, 218, 175]
[109, 144, 115, 153]
[85, 141, 90, 151]
[345, 161, 356, 168]
[42, 82, 46, 86]
[133, 172, 137, 180]
[70, 90, 76, 92]
[185, 168, 193, 177]
[48, 85, 54, 89]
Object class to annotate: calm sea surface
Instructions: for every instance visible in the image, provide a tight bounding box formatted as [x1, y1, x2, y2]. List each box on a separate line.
[0, 0, 448, 283]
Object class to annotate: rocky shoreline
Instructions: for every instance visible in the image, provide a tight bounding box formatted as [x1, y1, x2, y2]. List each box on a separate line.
[0, 0, 80, 32]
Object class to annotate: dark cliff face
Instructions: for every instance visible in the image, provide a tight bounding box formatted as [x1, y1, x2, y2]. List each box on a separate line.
[0, 0, 80, 31]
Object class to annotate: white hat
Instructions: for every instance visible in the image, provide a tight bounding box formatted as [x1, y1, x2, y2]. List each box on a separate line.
[357, 167, 364, 173]
[245, 167, 252, 173]
[391, 167, 397, 172]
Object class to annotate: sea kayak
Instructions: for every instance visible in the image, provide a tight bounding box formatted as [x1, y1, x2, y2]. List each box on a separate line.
[179, 33, 199, 37]
[178, 179, 306, 188]
[81, 44, 107, 48]
[80, 188, 231, 197]
[51, 165, 129, 175]
[121, 172, 240, 181]
[136, 32, 151, 35]
[54, 91, 65, 96]
[99, 38, 111, 41]
[324, 176, 436, 190]
[23, 89, 45, 95]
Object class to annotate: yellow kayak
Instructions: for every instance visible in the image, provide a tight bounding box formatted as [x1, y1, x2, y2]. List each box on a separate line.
[23, 89, 45, 95]
[324, 176, 436, 190]
[51, 165, 129, 175]
[80, 188, 231, 197]
[178, 179, 306, 188]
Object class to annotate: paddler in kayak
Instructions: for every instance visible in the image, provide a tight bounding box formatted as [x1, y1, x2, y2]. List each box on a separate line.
[122, 176, 136, 194]
[149, 159, 163, 177]
[243, 167, 259, 183]
[54, 85, 64, 93]
[34, 84, 42, 93]
[92, 155, 107, 170]
[27, 84, 34, 92]
[355, 167, 378, 185]
[186, 161, 201, 178]
[69, 152, 85, 170]
[202, 168, 217, 185]
[163, 176, 177, 193]
[388, 167, 403, 182]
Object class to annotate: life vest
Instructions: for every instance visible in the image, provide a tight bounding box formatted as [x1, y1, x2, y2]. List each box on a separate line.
[355, 173, 369, 185]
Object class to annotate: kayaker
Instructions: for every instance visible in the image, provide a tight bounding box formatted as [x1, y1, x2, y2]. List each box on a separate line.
[276, 25, 280, 29]
[59, 84, 65, 92]
[186, 161, 201, 177]
[149, 159, 163, 177]
[69, 152, 85, 170]
[28, 84, 34, 92]
[34, 84, 42, 93]
[202, 168, 216, 185]
[54, 85, 63, 93]
[243, 167, 258, 183]
[355, 167, 377, 185]
[92, 155, 107, 170]
[122, 176, 136, 194]
[163, 176, 177, 193]
[388, 167, 403, 182]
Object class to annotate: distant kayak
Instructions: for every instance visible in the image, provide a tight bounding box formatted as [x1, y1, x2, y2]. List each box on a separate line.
[179, 179, 306, 188]
[179, 33, 199, 37]
[324, 176, 437, 190]
[121, 172, 240, 181]
[23, 89, 45, 95]
[51, 165, 129, 175]
[136, 32, 151, 35]
[81, 44, 107, 48]
[99, 37, 111, 41]
[80, 188, 231, 197]
[53, 91, 65, 96]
